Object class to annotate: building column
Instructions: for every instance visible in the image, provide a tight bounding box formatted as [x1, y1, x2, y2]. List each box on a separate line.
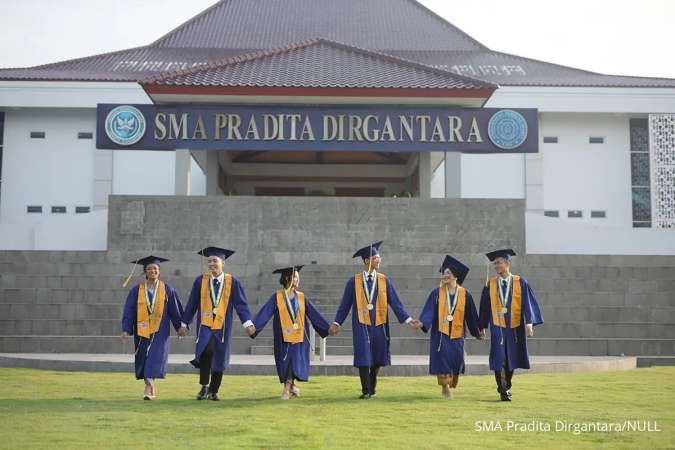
[174, 149, 191, 195]
[418, 152, 432, 199]
[205, 151, 222, 195]
[444, 151, 461, 198]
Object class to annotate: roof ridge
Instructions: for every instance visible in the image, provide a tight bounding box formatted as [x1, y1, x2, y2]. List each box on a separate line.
[143, 37, 496, 88]
[405, 0, 488, 51]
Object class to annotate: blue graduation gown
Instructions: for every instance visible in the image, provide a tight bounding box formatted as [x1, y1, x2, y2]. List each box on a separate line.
[419, 287, 481, 375]
[121, 282, 184, 380]
[181, 275, 253, 372]
[252, 292, 330, 383]
[334, 275, 411, 368]
[478, 277, 544, 371]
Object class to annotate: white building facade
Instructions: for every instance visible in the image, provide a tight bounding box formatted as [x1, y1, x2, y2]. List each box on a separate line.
[0, 0, 673, 254]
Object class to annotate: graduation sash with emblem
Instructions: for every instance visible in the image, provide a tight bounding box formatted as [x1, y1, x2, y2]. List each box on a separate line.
[199, 274, 233, 330]
[354, 272, 388, 326]
[136, 281, 166, 338]
[489, 275, 522, 328]
[437, 286, 466, 338]
[276, 290, 306, 344]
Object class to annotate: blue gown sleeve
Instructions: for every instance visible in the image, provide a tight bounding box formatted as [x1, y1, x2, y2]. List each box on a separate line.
[121, 287, 137, 334]
[464, 291, 481, 338]
[386, 278, 411, 323]
[418, 289, 438, 333]
[478, 285, 491, 330]
[251, 294, 277, 338]
[334, 278, 355, 325]
[231, 276, 253, 324]
[306, 299, 330, 338]
[181, 276, 203, 327]
[521, 278, 544, 326]
[165, 284, 184, 331]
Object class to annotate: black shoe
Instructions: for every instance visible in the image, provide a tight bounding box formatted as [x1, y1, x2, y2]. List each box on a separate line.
[359, 393, 371, 399]
[197, 386, 208, 400]
[208, 391, 220, 401]
[369, 392, 377, 398]
[500, 391, 511, 401]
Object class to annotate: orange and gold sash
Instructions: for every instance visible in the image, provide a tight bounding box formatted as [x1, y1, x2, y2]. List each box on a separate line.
[489, 275, 521, 328]
[276, 290, 306, 344]
[437, 286, 466, 338]
[354, 272, 388, 326]
[136, 281, 166, 338]
[199, 274, 233, 330]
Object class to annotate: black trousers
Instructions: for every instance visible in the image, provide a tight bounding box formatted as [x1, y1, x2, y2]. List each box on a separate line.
[358, 366, 381, 395]
[199, 335, 223, 393]
[494, 342, 513, 393]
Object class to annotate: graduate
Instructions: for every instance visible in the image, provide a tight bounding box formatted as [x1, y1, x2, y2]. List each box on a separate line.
[121, 255, 184, 400]
[478, 249, 544, 401]
[418, 255, 482, 399]
[329, 241, 419, 399]
[251, 265, 330, 400]
[178, 246, 256, 401]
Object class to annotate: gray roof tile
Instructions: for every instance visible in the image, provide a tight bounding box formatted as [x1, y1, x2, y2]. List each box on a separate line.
[144, 39, 495, 90]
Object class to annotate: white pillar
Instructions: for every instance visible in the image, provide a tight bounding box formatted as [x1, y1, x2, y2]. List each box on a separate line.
[174, 149, 192, 195]
[444, 151, 462, 198]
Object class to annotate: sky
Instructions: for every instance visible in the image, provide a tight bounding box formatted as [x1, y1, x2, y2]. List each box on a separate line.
[0, 0, 673, 79]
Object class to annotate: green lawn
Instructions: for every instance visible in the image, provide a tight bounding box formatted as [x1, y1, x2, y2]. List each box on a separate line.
[0, 367, 673, 449]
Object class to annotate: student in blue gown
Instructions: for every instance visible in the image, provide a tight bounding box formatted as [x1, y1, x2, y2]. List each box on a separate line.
[478, 249, 544, 401]
[251, 265, 330, 400]
[329, 241, 419, 399]
[121, 256, 184, 400]
[418, 255, 482, 399]
[178, 246, 256, 401]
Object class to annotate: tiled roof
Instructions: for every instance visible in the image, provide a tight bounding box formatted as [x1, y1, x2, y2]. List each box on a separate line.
[143, 39, 495, 90]
[0, 0, 673, 89]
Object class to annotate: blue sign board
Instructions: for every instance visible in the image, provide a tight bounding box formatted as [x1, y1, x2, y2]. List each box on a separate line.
[97, 104, 538, 153]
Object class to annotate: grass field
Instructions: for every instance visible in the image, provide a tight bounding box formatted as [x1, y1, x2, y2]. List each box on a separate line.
[0, 367, 673, 449]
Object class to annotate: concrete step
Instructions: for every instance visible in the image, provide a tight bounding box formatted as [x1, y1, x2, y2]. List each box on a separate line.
[1, 335, 673, 356]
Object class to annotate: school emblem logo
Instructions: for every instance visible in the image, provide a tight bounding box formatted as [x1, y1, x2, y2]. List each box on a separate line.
[105, 105, 146, 146]
[488, 109, 528, 150]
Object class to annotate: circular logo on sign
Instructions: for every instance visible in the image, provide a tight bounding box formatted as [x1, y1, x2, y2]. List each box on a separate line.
[105, 105, 146, 146]
[488, 109, 528, 150]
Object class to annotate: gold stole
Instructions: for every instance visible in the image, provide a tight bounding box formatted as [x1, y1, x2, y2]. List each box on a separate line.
[354, 273, 388, 326]
[136, 281, 166, 338]
[437, 286, 466, 339]
[200, 274, 233, 330]
[276, 290, 306, 344]
[489, 275, 522, 328]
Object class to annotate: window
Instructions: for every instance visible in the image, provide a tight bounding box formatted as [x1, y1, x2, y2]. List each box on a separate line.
[589, 137, 604, 144]
[75, 206, 91, 214]
[51, 206, 66, 214]
[77, 132, 93, 139]
[568, 210, 583, 218]
[27, 206, 42, 213]
[543, 136, 558, 144]
[30, 131, 45, 139]
[544, 210, 559, 217]
[591, 210, 606, 218]
[630, 119, 651, 227]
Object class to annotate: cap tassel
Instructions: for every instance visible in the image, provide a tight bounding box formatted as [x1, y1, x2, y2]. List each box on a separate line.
[122, 263, 138, 288]
[485, 261, 490, 287]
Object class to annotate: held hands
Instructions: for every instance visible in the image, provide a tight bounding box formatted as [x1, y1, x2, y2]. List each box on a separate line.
[328, 324, 340, 336]
[478, 329, 487, 341]
[409, 319, 422, 331]
[177, 326, 188, 337]
[246, 324, 256, 337]
[525, 324, 534, 337]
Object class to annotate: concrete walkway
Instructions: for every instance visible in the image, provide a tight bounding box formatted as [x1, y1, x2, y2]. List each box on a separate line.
[0, 353, 638, 376]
